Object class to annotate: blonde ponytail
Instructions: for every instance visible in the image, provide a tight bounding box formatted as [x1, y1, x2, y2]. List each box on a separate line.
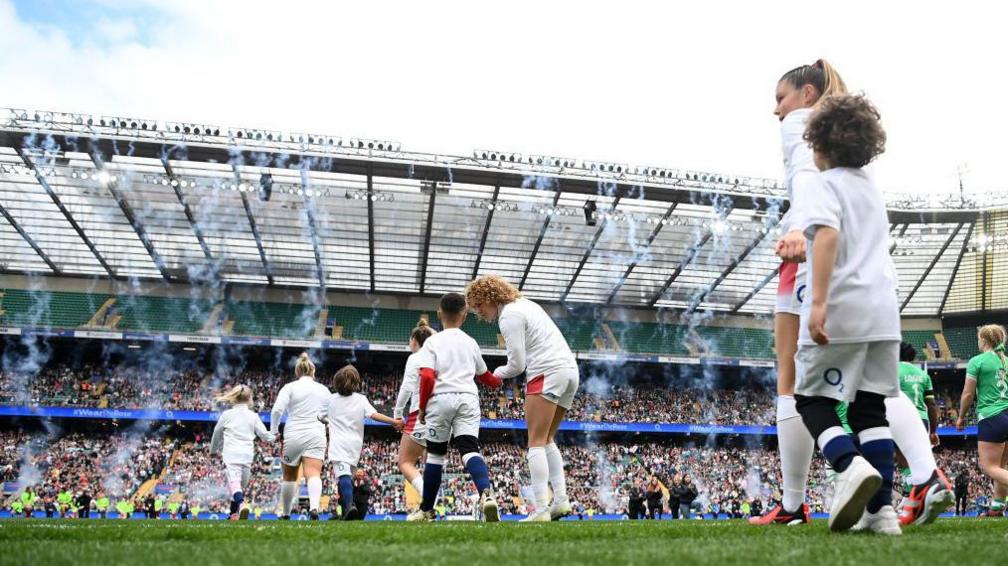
[295, 352, 316, 378]
[814, 59, 848, 104]
[215, 384, 252, 405]
[978, 324, 1008, 367]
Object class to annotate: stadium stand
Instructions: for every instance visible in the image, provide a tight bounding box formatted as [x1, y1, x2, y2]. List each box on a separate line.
[0, 288, 107, 328]
[943, 327, 981, 359]
[113, 295, 215, 334]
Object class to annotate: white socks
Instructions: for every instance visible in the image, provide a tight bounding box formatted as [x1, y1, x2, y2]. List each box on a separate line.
[886, 394, 936, 485]
[544, 442, 568, 505]
[306, 476, 323, 511]
[527, 446, 550, 508]
[280, 481, 297, 515]
[410, 476, 424, 496]
[777, 395, 814, 512]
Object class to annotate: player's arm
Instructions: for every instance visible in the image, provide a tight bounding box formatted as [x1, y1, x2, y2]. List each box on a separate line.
[394, 369, 416, 420]
[957, 373, 978, 430]
[807, 226, 838, 345]
[471, 341, 501, 388]
[209, 415, 225, 454]
[254, 415, 276, 443]
[269, 385, 290, 435]
[494, 312, 527, 380]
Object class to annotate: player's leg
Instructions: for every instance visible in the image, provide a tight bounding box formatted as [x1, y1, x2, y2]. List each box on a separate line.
[543, 369, 577, 520]
[239, 465, 251, 519]
[752, 271, 816, 526]
[332, 462, 355, 519]
[889, 394, 954, 525]
[525, 391, 558, 521]
[456, 396, 498, 522]
[302, 457, 324, 519]
[410, 398, 448, 521]
[279, 462, 300, 518]
[398, 431, 426, 499]
[978, 440, 1008, 515]
[225, 463, 243, 519]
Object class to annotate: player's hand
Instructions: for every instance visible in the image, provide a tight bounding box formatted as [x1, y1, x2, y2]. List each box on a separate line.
[775, 230, 806, 263]
[808, 302, 829, 345]
[418, 409, 425, 425]
[930, 432, 940, 447]
[393, 418, 405, 432]
[955, 417, 966, 431]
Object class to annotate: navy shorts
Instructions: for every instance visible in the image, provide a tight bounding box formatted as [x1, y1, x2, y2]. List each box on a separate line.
[977, 411, 1008, 443]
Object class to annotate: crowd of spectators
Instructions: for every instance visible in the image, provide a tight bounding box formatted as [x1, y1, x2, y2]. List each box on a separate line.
[1, 428, 991, 518]
[1, 363, 979, 427]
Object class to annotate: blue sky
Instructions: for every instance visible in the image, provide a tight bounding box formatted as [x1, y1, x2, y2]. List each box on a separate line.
[1, 0, 1005, 196]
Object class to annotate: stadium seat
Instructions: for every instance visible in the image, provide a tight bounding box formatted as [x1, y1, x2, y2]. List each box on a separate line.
[0, 288, 108, 329]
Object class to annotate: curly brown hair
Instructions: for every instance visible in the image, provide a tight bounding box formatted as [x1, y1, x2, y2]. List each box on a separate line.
[803, 94, 886, 169]
[465, 275, 521, 312]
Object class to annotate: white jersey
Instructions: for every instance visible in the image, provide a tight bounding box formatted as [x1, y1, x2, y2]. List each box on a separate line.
[780, 108, 821, 234]
[394, 352, 424, 419]
[416, 328, 487, 397]
[799, 167, 900, 345]
[494, 298, 577, 380]
[210, 404, 274, 465]
[269, 376, 331, 437]
[322, 393, 377, 465]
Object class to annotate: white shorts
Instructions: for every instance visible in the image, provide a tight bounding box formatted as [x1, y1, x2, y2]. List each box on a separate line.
[224, 463, 251, 494]
[424, 393, 481, 444]
[403, 410, 427, 447]
[282, 432, 326, 467]
[330, 461, 353, 478]
[527, 367, 580, 410]
[795, 340, 900, 402]
[774, 262, 807, 316]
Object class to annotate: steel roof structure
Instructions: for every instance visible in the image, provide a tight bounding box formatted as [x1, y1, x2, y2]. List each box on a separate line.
[0, 108, 1004, 315]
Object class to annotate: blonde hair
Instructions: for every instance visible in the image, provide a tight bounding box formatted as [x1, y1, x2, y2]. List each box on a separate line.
[216, 384, 252, 405]
[978, 324, 1007, 366]
[294, 352, 316, 378]
[465, 275, 521, 317]
[779, 58, 848, 107]
[411, 318, 435, 347]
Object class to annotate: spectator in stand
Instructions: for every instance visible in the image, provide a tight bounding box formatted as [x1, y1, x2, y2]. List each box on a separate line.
[628, 480, 645, 520]
[955, 468, 970, 517]
[679, 475, 698, 519]
[75, 490, 92, 519]
[352, 469, 372, 520]
[645, 475, 663, 519]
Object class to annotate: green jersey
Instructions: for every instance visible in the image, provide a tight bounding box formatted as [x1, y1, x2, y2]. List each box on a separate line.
[20, 491, 36, 508]
[155, 497, 164, 511]
[96, 497, 110, 511]
[57, 491, 72, 507]
[835, 402, 852, 434]
[967, 350, 1008, 421]
[168, 501, 179, 514]
[899, 362, 933, 421]
[11, 501, 23, 513]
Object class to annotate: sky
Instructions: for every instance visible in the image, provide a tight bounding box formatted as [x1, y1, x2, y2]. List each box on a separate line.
[1, 0, 1004, 196]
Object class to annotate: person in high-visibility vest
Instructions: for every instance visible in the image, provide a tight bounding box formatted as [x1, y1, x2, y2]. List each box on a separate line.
[96, 494, 110, 519]
[167, 500, 180, 519]
[20, 488, 37, 518]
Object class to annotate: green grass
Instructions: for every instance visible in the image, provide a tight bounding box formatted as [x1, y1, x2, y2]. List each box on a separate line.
[0, 518, 995, 565]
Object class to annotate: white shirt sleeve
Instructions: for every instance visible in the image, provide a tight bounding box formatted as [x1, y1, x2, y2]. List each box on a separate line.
[210, 414, 226, 454]
[363, 397, 378, 419]
[473, 340, 488, 375]
[494, 311, 527, 379]
[269, 384, 291, 434]
[394, 366, 416, 419]
[802, 173, 843, 238]
[781, 110, 818, 233]
[253, 414, 275, 442]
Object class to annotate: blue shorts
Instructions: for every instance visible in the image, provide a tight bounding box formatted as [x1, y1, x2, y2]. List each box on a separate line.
[977, 411, 1008, 443]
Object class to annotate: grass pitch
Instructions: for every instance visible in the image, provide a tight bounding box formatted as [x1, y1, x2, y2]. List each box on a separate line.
[0, 518, 995, 565]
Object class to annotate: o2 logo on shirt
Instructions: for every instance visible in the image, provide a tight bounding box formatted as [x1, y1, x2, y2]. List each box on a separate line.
[412, 432, 424, 441]
[796, 284, 807, 305]
[824, 368, 844, 393]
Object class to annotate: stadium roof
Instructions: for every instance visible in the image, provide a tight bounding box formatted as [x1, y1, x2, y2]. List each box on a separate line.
[0, 108, 1004, 316]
